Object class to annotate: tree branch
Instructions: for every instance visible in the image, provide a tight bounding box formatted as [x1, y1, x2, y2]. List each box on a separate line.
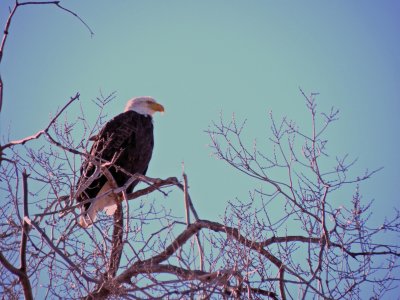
[0, 251, 23, 278]
[19, 169, 33, 300]
[90, 220, 286, 298]
[1, 92, 80, 150]
[0, 1, 18, 63]
[0, 170, 33, 300]
[0, 0, 92, 112]
[26, 219, 99, 284]
[182, 171, 191, 226]
[101, 166, 124, 280]
[87, 264, 278, 300]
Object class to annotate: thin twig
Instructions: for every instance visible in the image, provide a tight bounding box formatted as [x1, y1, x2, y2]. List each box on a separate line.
[55, 2, 94, 36]
[1, 93, 80, 150]
[195, 233, 204, 272]
[15, 1, 93, 36]
[182, 170, 191, 226]
[27, 219, 99, 284]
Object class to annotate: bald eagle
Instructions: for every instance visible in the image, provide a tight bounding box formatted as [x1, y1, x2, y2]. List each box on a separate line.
[76, 96, 164, 228]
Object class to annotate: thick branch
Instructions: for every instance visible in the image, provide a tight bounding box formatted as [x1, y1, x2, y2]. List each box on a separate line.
[87, 264, 278, 300]
[0, 0, 18, 112]
[107, 203, 123, 278]
[0, 171, 33, 300]
[102, 167, 124, 279]
[0, 1, 18, 63]
[91, 220, 285, 298]
[19, 170, 33, 300]
[0, 65, 3, 111]
[0, 251, 23, 277]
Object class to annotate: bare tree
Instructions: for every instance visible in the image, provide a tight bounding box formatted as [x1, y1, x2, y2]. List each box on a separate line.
[205, 90, 400, 299]
[1, 2, 399, 300]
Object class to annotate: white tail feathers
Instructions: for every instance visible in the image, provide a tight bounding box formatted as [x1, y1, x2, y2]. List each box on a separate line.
[78, 182, 118, 228]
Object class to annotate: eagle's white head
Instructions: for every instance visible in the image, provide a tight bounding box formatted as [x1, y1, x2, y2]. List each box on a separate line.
[124, 96, 165, 116]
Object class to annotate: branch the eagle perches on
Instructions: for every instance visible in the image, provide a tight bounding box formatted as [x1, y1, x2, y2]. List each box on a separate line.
[0, 87, 279, 298]
[1, 1, 400, 297]
[1, 1, 399, 298]
[1, 90, 400, 299]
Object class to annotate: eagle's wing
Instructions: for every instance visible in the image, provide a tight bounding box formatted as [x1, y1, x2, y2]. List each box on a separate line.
[76, 112, 138, 226]
[76, 111, 154, 228]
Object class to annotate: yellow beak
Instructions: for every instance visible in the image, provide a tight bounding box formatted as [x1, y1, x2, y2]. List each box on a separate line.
[149, 102, 165, 113]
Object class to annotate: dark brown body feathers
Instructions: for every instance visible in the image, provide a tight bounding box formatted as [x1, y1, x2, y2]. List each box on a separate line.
[77, 110, 154, 210]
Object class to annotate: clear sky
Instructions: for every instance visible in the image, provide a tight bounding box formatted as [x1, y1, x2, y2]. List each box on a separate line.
[1, 0, 399, 297]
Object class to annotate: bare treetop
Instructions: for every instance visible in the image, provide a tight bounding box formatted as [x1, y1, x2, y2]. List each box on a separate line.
[0, 3, 399, 300]
[1, 89, 399, 299]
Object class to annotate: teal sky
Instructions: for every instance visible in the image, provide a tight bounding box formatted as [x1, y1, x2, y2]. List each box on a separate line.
[1, 0, 399, 297]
